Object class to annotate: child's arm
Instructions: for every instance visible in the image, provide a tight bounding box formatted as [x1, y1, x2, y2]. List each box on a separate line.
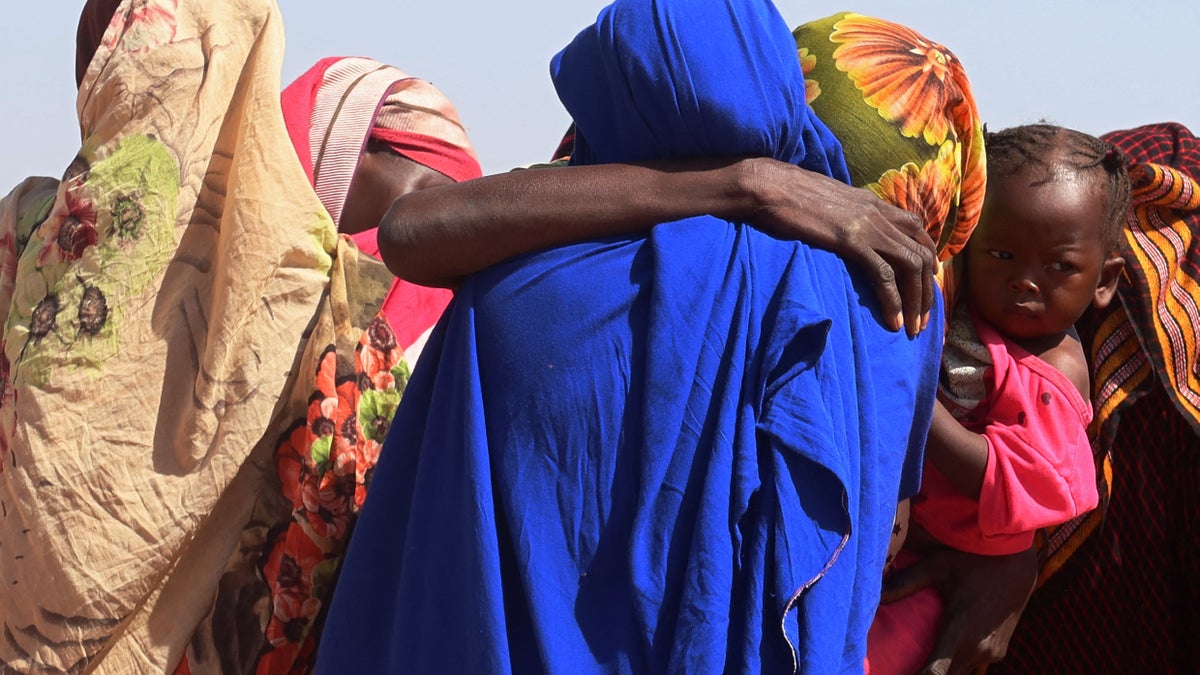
[927, 331, 1091, 503]
[924, 400, 990, 500]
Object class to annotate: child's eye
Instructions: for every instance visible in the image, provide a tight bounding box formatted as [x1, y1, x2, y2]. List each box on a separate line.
[1046, 261, 1077, 273]
[987, 250, 1012, 260]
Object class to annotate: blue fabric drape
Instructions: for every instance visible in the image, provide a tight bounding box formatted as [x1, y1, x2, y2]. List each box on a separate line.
[316, 1, 941, 673]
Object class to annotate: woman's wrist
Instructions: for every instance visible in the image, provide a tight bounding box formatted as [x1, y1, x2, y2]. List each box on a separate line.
[729, 157, 771, 222]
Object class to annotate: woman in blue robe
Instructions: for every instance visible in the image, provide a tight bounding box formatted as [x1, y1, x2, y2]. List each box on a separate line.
[316, 1, 985, 672]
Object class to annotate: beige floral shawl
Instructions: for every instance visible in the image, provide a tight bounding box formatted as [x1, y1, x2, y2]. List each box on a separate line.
[0, 0, 399, 672]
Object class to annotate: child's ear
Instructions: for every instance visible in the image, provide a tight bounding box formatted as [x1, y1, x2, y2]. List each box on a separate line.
[1092, 254, 1126, 309]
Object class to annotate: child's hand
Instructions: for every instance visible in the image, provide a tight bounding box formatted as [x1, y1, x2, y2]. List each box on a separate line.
[880, 545, 1037, 675]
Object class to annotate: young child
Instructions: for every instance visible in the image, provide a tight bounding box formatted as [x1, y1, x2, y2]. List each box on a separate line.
[866, 124, 1131, 675]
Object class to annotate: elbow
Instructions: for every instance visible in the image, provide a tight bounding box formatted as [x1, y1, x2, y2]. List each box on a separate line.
[377, 206, 458, 289]
[376, 215, 420, 279]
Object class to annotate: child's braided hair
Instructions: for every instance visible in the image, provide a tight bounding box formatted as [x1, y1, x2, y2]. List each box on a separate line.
[985, 123, 1130, 251]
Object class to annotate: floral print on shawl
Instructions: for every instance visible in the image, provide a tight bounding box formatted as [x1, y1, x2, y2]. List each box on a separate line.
[5, 136, 179, 391]
[867, 140, 961, 243]
[797, 47, 820, 105]
[829, 15, 966, 146]
[794, 12, 986, 262]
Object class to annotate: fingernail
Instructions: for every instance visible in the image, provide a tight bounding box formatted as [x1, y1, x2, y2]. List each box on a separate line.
[893, 312, 904, 332]
[920, 311, 930, 331]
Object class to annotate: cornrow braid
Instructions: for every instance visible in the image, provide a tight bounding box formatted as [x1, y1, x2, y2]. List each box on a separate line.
[985, 123, 1131, 252]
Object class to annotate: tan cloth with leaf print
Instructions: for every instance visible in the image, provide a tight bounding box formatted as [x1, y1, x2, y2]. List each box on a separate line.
[0, 1, 398, 672]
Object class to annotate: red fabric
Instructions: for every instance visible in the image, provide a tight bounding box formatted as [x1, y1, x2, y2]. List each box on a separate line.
[372, 127, 483, 184]
[914, 315, 1098, 556]
[280, 56, 346, 185]
[551, 123, 577, 162]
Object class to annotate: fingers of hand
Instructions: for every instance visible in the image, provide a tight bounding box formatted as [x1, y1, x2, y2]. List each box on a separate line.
[917, 656, 953, 675]
[827, 200, 936, 334]
[892, 245, 927, 337]
[919, 622, 979, 675]
[885, 205, 936, 252]
[873, 220, 936, 336]
[917, 620, 965, 675]
[861, 251, 903, 332]
[978, 633, 1010, 665]
[880, 208, 938, 334]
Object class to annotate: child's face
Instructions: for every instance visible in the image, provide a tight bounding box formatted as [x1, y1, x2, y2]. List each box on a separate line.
[964, 168, 1111, 341]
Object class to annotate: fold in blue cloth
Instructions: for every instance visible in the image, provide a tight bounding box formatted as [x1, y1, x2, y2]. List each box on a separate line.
[316, 1, 942, 672]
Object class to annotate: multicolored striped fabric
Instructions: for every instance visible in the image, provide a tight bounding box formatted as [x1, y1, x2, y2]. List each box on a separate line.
[1102, 128, 1200, 433]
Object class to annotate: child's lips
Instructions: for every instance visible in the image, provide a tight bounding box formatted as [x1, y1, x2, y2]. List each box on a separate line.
[1005, 304, 1039, 318]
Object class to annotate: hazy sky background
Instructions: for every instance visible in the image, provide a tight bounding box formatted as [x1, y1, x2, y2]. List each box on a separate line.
[2, 1, 1197, 192]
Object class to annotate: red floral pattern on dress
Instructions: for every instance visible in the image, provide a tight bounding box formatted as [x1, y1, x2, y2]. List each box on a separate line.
[257, 311, 405, 674]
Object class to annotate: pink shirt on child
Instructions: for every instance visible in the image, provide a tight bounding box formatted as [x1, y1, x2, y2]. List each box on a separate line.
[867, 313, 1101, 675]
[912, 314, 1099, 556]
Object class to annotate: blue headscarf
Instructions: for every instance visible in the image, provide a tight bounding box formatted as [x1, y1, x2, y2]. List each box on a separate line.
[316, 2, 940, 672]
[555, 0, 850, 181]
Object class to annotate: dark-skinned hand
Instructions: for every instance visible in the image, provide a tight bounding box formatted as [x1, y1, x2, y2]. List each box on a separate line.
[879, 545, 1038, 675]
[743, 157, 938, 337]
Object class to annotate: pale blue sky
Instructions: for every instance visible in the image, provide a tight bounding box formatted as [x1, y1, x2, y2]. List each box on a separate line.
[2, 1, 1197, 192]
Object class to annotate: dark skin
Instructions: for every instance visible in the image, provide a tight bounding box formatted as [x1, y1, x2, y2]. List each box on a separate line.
[364, 148, 1006, 669]
[379, 156, 939, 336]
[339, 139, 456, 236]
[881, 544, 1039, 675]
[924, 165, 1124, 498]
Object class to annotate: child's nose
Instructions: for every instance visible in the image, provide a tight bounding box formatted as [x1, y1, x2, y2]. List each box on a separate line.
[1009, 275, 1040, 294]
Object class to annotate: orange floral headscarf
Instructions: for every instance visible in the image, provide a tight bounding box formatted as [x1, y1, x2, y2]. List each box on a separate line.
[793, 13, 986, 263]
